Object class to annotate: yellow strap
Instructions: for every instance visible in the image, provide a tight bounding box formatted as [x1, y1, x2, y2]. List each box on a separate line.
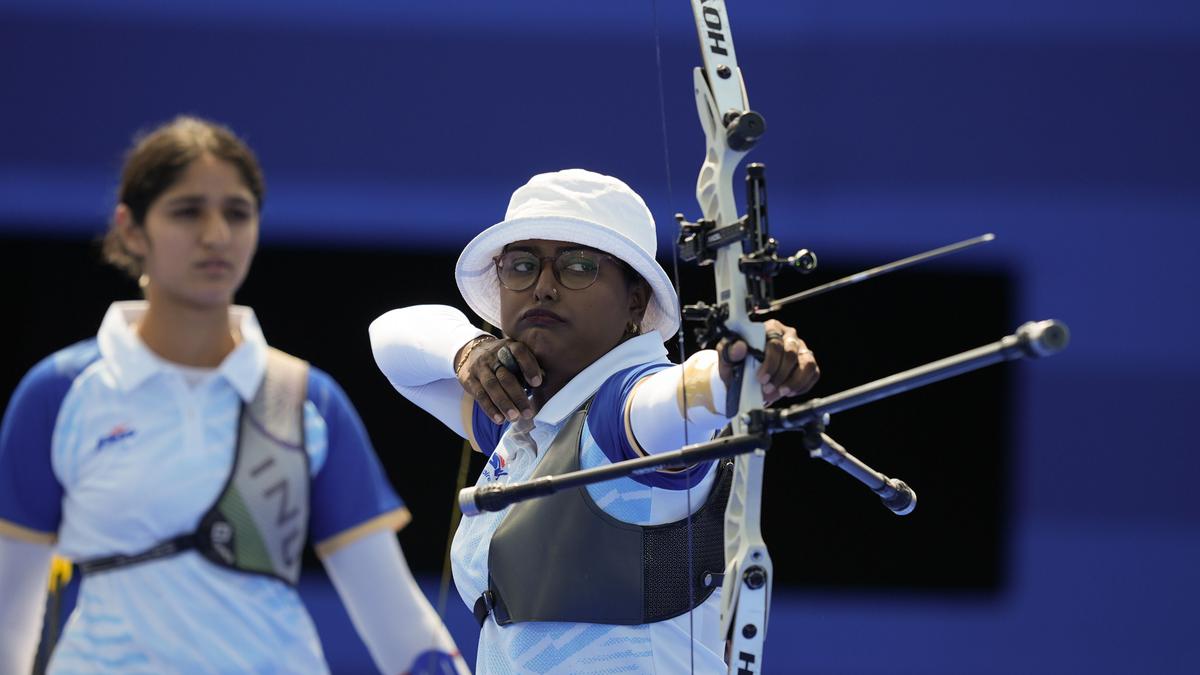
[48, 554, 73, 592]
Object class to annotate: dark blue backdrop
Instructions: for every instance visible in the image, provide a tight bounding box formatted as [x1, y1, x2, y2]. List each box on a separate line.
[2, 1, 1198, 672]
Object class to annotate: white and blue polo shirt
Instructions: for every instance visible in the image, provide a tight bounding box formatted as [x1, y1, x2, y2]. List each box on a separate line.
[451, 332, 726, 675]
[0, 302, 408, 674]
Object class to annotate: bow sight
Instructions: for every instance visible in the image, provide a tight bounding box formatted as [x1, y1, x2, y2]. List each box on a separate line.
[677, 163, 817, 353]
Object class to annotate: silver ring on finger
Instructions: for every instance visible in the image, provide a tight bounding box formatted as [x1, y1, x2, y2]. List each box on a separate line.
[764, 330, 785, 342]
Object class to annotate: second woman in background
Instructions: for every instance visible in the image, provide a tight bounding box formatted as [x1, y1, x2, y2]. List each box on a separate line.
[0, 116, 468, 674]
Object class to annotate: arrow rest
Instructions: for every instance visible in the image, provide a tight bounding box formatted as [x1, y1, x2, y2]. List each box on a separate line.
[679, 301, 734, 351]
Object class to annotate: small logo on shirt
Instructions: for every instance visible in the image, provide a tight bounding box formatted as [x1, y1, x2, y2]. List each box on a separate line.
[96, 425, 136, 451]
[483, 452, 508, 480]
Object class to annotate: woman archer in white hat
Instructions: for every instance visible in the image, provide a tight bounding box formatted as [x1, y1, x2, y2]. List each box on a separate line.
[370, 168, 819, 673]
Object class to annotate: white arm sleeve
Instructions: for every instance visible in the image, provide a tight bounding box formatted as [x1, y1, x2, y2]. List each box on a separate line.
[321, 529, 469, 675]
[369, 305, 489, 439]
[0, 535, 54, 675]
[628, 349, 732, 455]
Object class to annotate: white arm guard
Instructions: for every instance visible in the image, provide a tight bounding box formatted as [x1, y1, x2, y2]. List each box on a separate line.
[321, 529, 469, 675]
[627, 349, 731, 455]
[369, 305, 488, 387]
[0, 535, 54, 675]
[369, 305, 490, 440]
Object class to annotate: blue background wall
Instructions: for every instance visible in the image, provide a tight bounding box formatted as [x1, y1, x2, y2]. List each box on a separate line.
[2, 1, 1198, 672]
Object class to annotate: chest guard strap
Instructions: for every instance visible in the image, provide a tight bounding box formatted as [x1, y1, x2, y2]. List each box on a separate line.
[77, 348, 311, 586]
[479, 402, 733, 626]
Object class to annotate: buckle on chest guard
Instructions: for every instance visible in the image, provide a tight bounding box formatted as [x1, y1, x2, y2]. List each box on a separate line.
[473, 590, 496, 626]
[473, 589, 514, 626]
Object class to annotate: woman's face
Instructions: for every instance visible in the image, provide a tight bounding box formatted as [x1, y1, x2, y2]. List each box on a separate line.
[120, 153, 259, 310]
[498, 238, 648, 376]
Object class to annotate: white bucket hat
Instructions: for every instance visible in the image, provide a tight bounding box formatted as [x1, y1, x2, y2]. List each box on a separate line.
[455, 169, 680, 341]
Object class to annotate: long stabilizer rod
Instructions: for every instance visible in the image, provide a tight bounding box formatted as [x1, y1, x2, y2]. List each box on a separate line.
[458, 319, 1068, 516]
[775, 319, 1067, 429]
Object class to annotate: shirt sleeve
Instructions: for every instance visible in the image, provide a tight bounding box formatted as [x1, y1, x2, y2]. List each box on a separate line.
[369, 305, 489, 388]
[585, 362, 715, 490]
[369, 305, 492, 441]
[0, 350, 82, 542]
[470, 403, 508, 457]
[306, 368, 409, 556]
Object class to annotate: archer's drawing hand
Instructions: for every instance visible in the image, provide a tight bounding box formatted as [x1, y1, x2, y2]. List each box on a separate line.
[455, 337, 543, 424]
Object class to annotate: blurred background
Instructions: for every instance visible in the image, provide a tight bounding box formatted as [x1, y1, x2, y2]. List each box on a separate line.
[1, 1, 1197, 672]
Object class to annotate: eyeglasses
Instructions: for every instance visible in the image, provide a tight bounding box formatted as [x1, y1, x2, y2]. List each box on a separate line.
[493, 249, 618, 291]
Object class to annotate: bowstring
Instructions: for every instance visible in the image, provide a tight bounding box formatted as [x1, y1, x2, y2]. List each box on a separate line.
[650, 1, 698, 673]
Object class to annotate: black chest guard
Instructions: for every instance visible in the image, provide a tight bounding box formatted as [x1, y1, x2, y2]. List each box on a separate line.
[478, 402, 733, 626]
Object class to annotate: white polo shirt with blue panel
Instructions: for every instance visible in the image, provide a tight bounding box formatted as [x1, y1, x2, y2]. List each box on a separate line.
[0, 302, 409, 674]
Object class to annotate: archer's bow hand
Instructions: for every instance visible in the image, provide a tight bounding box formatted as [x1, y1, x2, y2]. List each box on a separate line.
[718, 319, 820, 405]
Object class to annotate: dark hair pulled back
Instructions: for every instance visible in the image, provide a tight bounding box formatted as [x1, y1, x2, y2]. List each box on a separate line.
[102, 116, 264, 278]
